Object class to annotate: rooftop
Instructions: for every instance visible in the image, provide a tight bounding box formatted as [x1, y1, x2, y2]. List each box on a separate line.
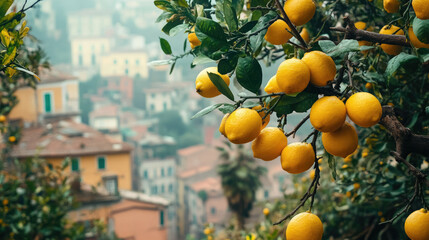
[38, 67, 77, 84]
[120, 190, 169, 206]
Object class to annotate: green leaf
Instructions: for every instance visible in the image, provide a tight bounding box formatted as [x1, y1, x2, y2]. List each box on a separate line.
[196, 17, 227, 42]
[326, 40, 361, 58]
[239, 21, 258, 33]
[413, 17, 429, 44]
[0, 0, 12, 17]
[235, 56, 262, 94]
[162, 19, 183, 35]
[272, 92, 318, 116]
[154, 0, 174, 11]
[249, 11, 277, 53]
[191, 103, 223, 119]
[218, 104, 236, 114]
[242, 101, 259, 108]
[169, 61, 176, 74]
[326, 152, 337, 180]
[318, 40, 336, 53]
[156, 12, 173, 23]
[218, 52, 239, 74]
[223, 0, 238, 32]
[174, 0, 189, 8]
[15, 66, 40, 81]
[169, 23, 189, 36]
[418, 48, 429, 62]
[192, 55, 215, 65]
[385, 53, 419, 76]
[199, 37, 226, 56]
[207, 72, 235, 101]
[159, 38, 172, 55]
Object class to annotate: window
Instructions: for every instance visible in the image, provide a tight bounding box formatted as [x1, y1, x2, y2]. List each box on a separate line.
[97, 156, 106, 170]
[160, 210, 164, 227]
[71, 158, 79, 172]
[152, 185, 158, 194]
[125, 68, 129, 75]
[103, 176, 118, 195]
[264, 190, 269, 199]
[125, 59, 128, 64]
[211, 207, 216, 215]
[150, 104, 155, 111]
[161, 184, 165, 193]
[136, 59, 140, 65]
[168, 184, 173, 193]
[153, 169, 157, 178]
[143, 170, 148, 179]
[168, 167, 173, 176]
[161, 168, 165, 177]
[43, 92, 52, 113]
[78, 55, 83, 66]
[91, 54, 96, 65]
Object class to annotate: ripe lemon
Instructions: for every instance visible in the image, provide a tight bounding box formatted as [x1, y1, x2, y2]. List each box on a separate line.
[203, 227, 211, 235]
[354, 22, 372, 46]
[264, 75, 282, 94]
[225, 108, 262, 144]
[281, 142, 315, 174]
[322, 122, 358, 157]
[276, 58, 310, 94]
[252, 127, 288, 161]
[379, 25, 404, 55]
[188, 27, 201, 49]
[264, 20, 293, 45]
[310, 96, 346, 132]
[409, 27, 429, 48]
[252, 105, 270, 129]
[0, 115, 6, 122]
[263, 208, 270, 216]
[286, 211, 323, 240]
[405, 208, 429, 240]
[346, 92, 382, 127]
[219, 113, 230, 137]
[302, 51, 336, 87]
[300, 27, 310, 43]
[384, 0, 400, 13]
[413, 0, 429, 19]
[195, 67, 230, 98]
[309, 169, 315, 179]
[284, 0, 316, 26]
[8, 136, 16, 143]
[365, 82, 373, 90]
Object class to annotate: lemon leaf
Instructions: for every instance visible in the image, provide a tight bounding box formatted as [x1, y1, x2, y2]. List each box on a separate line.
[207, 72, 235, 101]
[159, 38, 172, 55]
[0, 0, 12, 17]
[384, 53, 419, 77]
[191, 103, 223, 119]
[413, 17, 429, 44]
[223, 0, 238, 32]
[235, 56, 262, 94]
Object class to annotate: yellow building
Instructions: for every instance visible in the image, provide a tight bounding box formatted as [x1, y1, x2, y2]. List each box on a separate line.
[100, 50, 148, 78]
[10, 120, 133, 192]
[9, 68, 80, 125]
[67, 9, 113, 39]
[71, 37, 111, 67]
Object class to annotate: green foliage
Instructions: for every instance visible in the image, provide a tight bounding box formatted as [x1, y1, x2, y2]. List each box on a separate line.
[413, 17, 429, 44]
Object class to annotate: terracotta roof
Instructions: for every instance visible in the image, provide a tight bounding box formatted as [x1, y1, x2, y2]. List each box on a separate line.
[191, 177, 222, 193]
[10, 120, 132, 158]
[177, 145, 206, 156]
[178, 165, 212, 179]
[38, 67, 77, 83]
[90, 105, 119, 118]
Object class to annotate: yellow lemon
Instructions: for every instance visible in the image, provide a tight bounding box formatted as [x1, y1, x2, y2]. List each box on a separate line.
[204, 227, 211, 235]
[225, 108, 262, 144]
[252, 105, 270, 129]
[310, 96, 346, 132]
[409, 27, 429, 48]
[379, 25, 404, 55]
[405, 208, 429, 240]
[8, 136, 16, 143]
[188, 27, 201, 49]
[219, 113, 230, 137]
[252, 127, 288, 161]
[413, 0, 429, 19]
[384, 0, 400, 13]
[322, 122, 358, 157]
[284, 0, 316, 26]
[354, 22, 372, 46]
[353, 183, 360, 189]
[301, 51, 336, 87]
[264, 75, 282, 94]
[0, 115, 6, 122]
[276, 58, 310, 94]
[365, 82, 373, 90]
[346, 92, 382, 127]
[300, 27, 311, 43]
[344, 155, 352, 163]
[281, 142, 315, 174]
[286, 212, 323, 240]
[195, 67, 230, 98]
[264, 20, 293, 45]
[309, 169, 315, 179]
[263, 208, 270, 216]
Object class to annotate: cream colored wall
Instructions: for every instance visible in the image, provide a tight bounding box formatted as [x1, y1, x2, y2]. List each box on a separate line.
[71, 38, 111, 67]
[37, 87, 63, 113]
[9, 87, 38, 123]
[99, 52, 148, 78]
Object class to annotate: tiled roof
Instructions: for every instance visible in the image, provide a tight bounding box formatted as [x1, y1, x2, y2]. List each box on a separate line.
[120, 190, 169, 206]
[10, 120, 132, 158]
[191, 177, 222, 193]
[178, 165, 212, 179]
[38, 67, 77, 83]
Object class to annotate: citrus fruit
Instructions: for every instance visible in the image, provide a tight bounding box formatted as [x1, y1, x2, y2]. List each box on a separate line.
[252, 105, 270, 129]
[302, 51, 336, 87]
[252, 127, 288, 161]
[264, 75, 282, 94]
[409, 27, 429, 48]
[310, 96, 346, 132]
[263, 208, 270, 216]
[0, 115, 6, 122]
[384, 0, 400, 13]
[225, 108, 262, 144]
[286, 211, 323, 240]
[354, 22, 372, 46]
[284, 0, 316, 26]
[219, 113, 230, 137]
[281, 142, 315, 174]
[188, 26, 201, 49]
[365, 82, 373, 90]
[309, 169, 315, 179]
[264, 20, 293, 45]
[405, 208, 429, 240]
[346, 92, 382, 127]
[322, 122, 358, 157]
[203, 228, 211, 235]
[300, 27, 310, 43]
[413, 0, 429, 19]
[195, 67, 230, 98]
[379, 25, 404, 55]
[8, 136, 16, 143]
[276, 58, 310, 94]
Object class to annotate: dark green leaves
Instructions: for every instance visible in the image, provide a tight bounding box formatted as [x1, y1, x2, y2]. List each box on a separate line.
[196, 17, 227, 42]
[191, 103, 223, 119]
[159, 38, 172, 55]
[249, 11, 277, 53]
[154, 0, 174, 11]
[162, 19, 183, 35]
[319, 40, 374, 58]
[223, 0, 238, 32]
[413, 17, 429, 44]
[271, 92, 318, 116]
[218, 52, 239, 74]
[208, 72, 235, 101]
[235, 56, 262, 94]
[385, 53, 419, 76]
[0, 0, 13, 17]
[239, 21, 258, 33]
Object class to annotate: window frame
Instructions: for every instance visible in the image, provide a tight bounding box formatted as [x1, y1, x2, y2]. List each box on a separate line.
[97, 156, 106, 170]
[71, 157, 80, 172]
[43, 91, 54, 113]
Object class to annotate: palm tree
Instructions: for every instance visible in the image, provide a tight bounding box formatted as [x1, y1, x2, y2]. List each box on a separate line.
[217, 141, 267, 230]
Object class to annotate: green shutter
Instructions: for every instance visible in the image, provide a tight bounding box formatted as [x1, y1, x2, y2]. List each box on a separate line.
[160, 210, 164, 226]
[44, 93, 52, 113]
[97, 156, 106, 170]
[71, 158, 79, 172]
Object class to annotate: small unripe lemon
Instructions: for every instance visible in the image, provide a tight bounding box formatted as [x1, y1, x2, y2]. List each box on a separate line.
[252, 127, 288, 161]
[346, 92, 382, 128]
[195, 67, 230, 98]
[225, 108, 262, 144]
[301, 51, 337, 87]
[322, 122, 358, 158]
[284, 0, 316, 26]
[379, 25, 404, 55]
[310, 96, 346, 132]
[281, 142, 315, 174]
[413, 0, 429, 19]
[286, 212, 323, 240]
[276, 58, 310, 94]
[264, 20, 293, 45]
[383, 0, 400, 13]
[264, 75, 282, 94]
[405, 208, 429, 240]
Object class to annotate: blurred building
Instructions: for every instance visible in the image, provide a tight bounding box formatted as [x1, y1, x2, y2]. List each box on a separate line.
[70, 37, 112, 68]
[67, 9, 113, 39]
[100, 50, 148, 78]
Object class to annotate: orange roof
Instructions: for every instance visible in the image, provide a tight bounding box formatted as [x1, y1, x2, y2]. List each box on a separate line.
[178, 165, 212, 179]
[191, 177, 222, 193]
[177, 145, 206, 156]
[10, 120, 132, 158]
